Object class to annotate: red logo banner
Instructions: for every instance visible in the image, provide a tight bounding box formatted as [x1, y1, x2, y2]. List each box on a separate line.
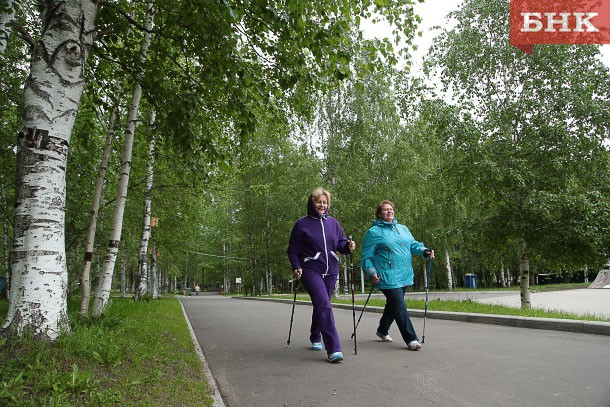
[510, 0, 610, 53]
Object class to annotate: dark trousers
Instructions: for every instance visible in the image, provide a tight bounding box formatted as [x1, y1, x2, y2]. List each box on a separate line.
[300, 272, 341, 354]
[378, 286, 419, 344]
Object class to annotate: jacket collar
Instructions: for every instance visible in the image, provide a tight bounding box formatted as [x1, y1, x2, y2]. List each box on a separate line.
[372, 218, 397, 227]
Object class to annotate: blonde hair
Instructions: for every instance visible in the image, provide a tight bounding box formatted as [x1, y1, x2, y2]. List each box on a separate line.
[311, 187, 331, 206]
[375, 200, 394, 219]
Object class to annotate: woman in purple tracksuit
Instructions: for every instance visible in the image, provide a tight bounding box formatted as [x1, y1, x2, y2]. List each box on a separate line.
[287, 187, 355, 363]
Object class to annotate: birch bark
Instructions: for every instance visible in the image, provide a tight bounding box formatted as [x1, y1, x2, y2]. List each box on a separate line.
[0, 0, 14, 53]
[120, 250, 126, 297]
[2, 0, 98, 339]
[92, 2, 154, 316]
[519, 237, 531, 308]
[500, 263, 507, 288]
[135, 128, 156, 301]
[2, 187, 8, 293]
[444, 248, 453, 292]
[79, 99, 118, 316]
[150, 238, 158, 299]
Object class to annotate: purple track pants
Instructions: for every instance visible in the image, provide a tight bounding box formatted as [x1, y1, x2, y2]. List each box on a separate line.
[299, 271, 341, 354]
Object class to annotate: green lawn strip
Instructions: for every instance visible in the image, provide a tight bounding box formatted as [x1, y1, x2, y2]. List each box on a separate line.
[331, 297, 610, 322]
[257, 284, 608, 322]
[0, 297, 212, 407]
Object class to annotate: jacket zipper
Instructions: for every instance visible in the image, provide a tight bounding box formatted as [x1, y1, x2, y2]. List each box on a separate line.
[320, 217, 329, 277]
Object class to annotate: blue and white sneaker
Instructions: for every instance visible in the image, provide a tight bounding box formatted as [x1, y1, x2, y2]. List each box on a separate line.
[311, 342, 323, 351]
[327, 352, 344, 363]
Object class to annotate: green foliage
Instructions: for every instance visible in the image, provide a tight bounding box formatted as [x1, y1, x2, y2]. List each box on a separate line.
[0, 297, 213, 406]
[0, 370, 23, 403]
[423, 0, 610, 274]
[42, 364, 100, 398]
[90, 0, 423, 174]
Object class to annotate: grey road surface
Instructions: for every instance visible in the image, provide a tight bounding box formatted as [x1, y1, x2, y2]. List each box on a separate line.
[180, 294, 610, 407]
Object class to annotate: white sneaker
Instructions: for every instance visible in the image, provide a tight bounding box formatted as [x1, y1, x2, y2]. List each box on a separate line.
[376, 332, 393, 342]
[328, 352, 344, 363]
[407, 340, 422, 351]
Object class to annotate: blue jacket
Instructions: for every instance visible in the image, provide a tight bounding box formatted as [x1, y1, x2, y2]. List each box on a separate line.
[360, 218, 427, 289]
[287, 196, 351, 277]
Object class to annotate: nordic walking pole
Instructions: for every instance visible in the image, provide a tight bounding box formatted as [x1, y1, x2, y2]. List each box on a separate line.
[287, 279, 299, 346]
[421, 255, 433, 344]
[348, 235, 357, 355]
[351, 284, 374, 339]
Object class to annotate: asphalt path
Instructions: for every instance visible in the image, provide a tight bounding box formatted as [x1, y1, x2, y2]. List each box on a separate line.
[180, 293, 610, 407]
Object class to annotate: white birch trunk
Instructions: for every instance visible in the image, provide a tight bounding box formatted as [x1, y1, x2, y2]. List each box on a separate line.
[120, 250, 126, 297]
[444, 248, 453, 292]
[500, 263, 507, 288]
[2, 0, 98, 339]
[266, 266, 272, 295]
[79, 99, 118, 315]
[2, 183, 9, 292]
[518, 237, 531, 309]
[0, 0, 15, 53]
[584, 266, 588, 284]
[135, 128, 156, 301]
[92, 3, 154, 316]
[3, 216, 8, 292]
[150, 239, 158, 299]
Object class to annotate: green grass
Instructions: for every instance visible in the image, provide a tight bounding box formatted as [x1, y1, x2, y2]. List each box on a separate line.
[0, 296, 213, 406]
[271, 283, 609, 322]
[332, 297, 610, 322]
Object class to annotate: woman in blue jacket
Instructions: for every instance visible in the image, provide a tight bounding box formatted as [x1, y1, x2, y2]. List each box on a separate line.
[360, 200, 434, 351]
[287, 188, 355, 363]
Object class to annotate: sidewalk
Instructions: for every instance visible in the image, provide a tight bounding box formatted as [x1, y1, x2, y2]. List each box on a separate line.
[181, 293, 610, 407]
[472, 288, 610, 318]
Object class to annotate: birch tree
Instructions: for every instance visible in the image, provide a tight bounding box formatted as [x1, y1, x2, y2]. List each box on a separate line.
[149, 236, 158, 299]
[135, 120, 156, 301]
[444, 248, 453, 292]
[2, 0, 98, 339]
[79, 95, 119, 316]
[92, 3, 154, 317]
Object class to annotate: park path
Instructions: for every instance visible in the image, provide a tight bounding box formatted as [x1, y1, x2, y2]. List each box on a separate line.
[180, 293, 610, 407]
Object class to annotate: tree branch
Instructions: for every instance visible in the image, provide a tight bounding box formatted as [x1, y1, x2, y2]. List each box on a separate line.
[9, 22, 35, 48]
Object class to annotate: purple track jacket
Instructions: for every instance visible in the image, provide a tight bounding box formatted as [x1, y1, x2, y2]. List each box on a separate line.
[287, 196, 351, 277]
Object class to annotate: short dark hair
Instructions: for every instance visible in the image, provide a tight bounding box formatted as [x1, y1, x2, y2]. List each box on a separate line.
[375, 200, 394, 219]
